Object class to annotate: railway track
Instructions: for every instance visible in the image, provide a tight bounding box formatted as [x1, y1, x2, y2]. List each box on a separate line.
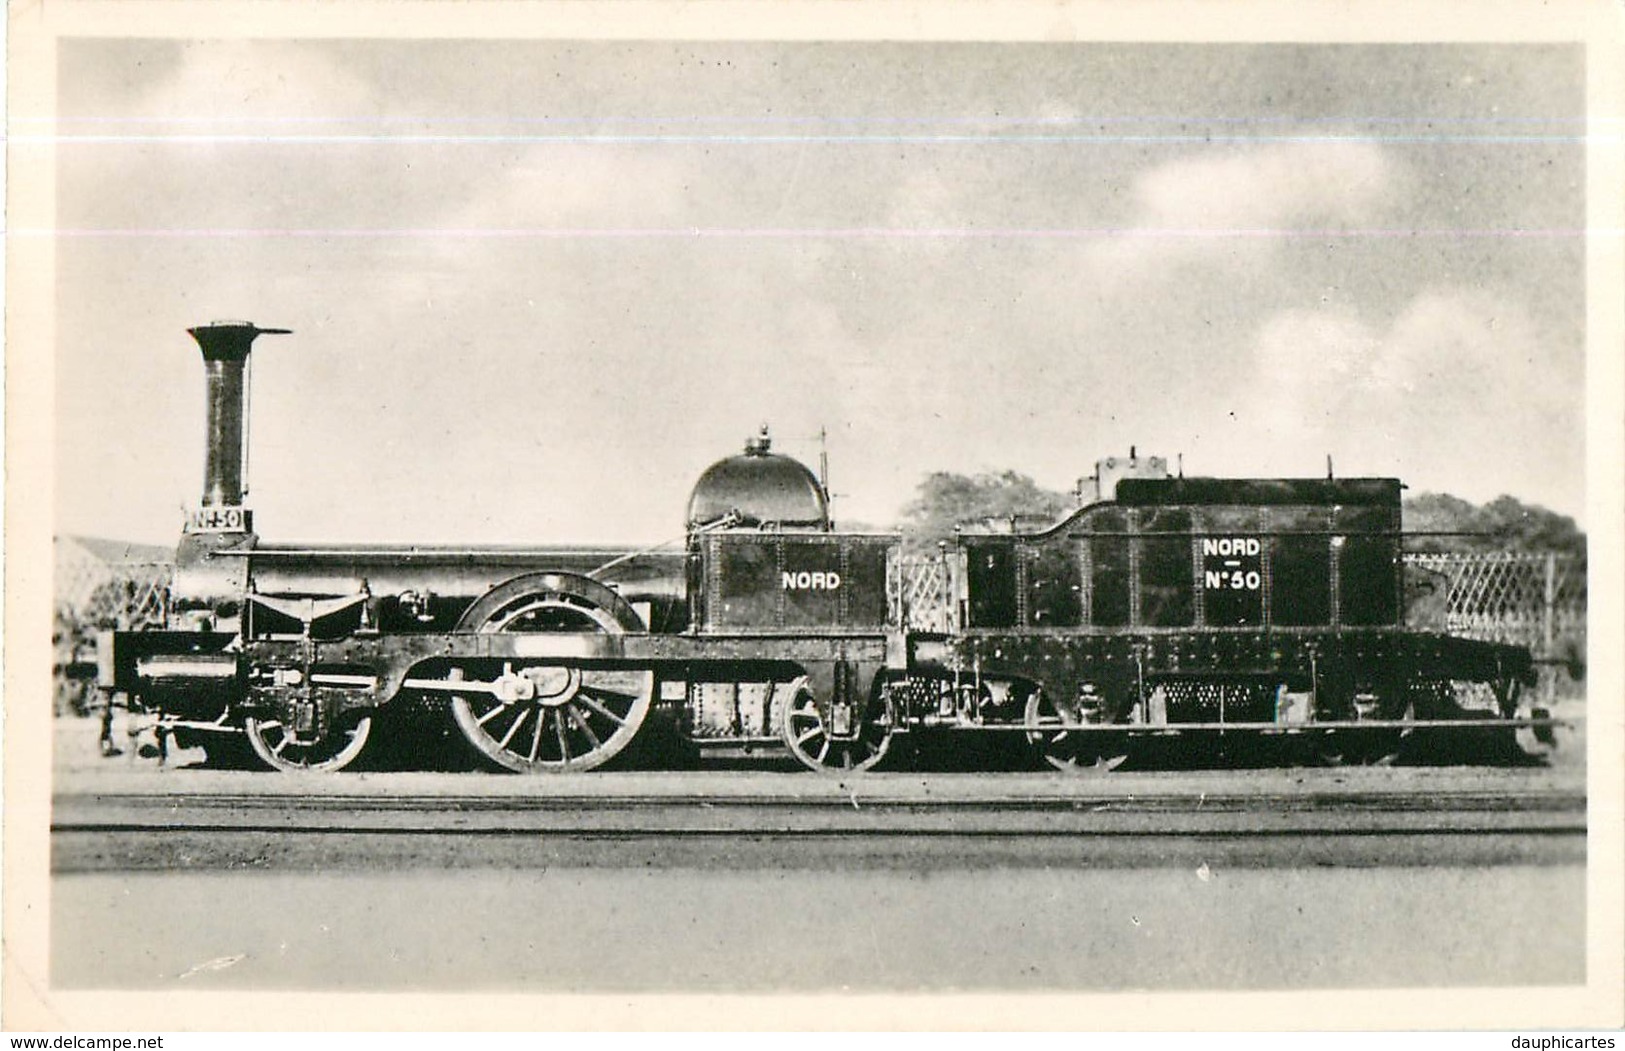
[52, 770, 1586, 872]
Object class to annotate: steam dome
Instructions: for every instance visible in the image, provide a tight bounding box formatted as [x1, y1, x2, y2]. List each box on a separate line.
[687, 428, 830, 530]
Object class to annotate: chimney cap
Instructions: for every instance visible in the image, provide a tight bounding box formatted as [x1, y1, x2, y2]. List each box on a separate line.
[187, 322, 292, 362]
[189, 321, 292, 335]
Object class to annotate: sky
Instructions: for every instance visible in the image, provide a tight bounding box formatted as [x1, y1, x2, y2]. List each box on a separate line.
[47, 40, 1587, 545]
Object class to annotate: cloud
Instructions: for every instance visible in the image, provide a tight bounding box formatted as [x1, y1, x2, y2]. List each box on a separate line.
[1086, 139, 1399, 280]
[1240, 289, 1582, 510]
[129, 41, 384, 123]
[884, 168, 963, 230]
[438, 147, 697, 232]
[1135, 139, 1394, 230]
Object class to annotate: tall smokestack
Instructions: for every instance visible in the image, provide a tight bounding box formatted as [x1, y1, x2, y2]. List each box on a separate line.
[187, 322, 289, 511]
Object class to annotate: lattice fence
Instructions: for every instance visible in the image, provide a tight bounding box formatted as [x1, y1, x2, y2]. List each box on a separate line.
[58, 563, 172, 629]
[888, 554, 959, 633]
[54, 563, 172, 716]
[1403, 552, 1586, 657]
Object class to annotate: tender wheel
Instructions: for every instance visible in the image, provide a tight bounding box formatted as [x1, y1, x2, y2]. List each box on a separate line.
[778, 677, 894, 773]
[1313, 729, 1356, 767]
[244, 714, 373, 772]
[1313, 727, 1408, 767]
[451, 574, 652, 773]
[1509, 705, 1556, 764]
[1363, 728, 1408, 766]
[1024, 688, 1126, 772]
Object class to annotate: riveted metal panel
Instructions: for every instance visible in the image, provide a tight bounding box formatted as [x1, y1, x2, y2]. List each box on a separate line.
[1198, 508, 1265, 627]
[1137, 506, 1195, 628]
[1335, 503, 1401, 625]
[712, 535, 782, 628]
[840, 537, 891, 628]
[702, 532, 899, 632]
[1269, 506, 1333, 626]
[781, 538, 843, 626]
[965, 538, 1018, 628]
[1021, 540, 1083, 628]
[1086, 508, 1130, 627]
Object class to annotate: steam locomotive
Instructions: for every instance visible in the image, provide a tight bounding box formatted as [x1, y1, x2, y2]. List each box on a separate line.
[97, 322, 1550, 773]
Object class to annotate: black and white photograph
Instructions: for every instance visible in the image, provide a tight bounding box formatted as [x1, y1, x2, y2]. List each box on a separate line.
[6, 0, 1622, 1034]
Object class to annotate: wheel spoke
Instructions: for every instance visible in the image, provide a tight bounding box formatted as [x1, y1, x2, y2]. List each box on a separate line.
[795, 726, 822, 747]
[555, 705, 572, 763]
[527, 709, 545, 763]
[496, 707, 530, 750]
[476, 702, 507, 727]
[580, 684, 643, 705]
[574, 690, 628, 727]
[566, 704, 602, 750]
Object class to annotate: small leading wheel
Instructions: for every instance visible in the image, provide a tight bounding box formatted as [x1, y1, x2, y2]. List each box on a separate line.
[244, 713, 373, 772]
[451, 574, 652, 773]
[1024, 688, 1127, 772]
[778, 677, 894, 773]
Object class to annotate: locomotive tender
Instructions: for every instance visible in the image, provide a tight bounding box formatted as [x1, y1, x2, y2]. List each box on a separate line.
[98, 322, 1548, 773]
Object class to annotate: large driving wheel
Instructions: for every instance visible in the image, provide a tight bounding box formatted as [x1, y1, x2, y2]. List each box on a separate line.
[1024, 687, 1127, 772]
[778, 676, 895, 773]
[244, 713, 373, 772]
[450, 574, 652, 773]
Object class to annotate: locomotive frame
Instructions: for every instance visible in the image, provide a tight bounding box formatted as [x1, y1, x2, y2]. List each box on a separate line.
[98, 322, 1552, 774]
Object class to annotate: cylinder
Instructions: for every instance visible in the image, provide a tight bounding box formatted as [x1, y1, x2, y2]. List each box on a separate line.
[187, 322, 289, 508]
